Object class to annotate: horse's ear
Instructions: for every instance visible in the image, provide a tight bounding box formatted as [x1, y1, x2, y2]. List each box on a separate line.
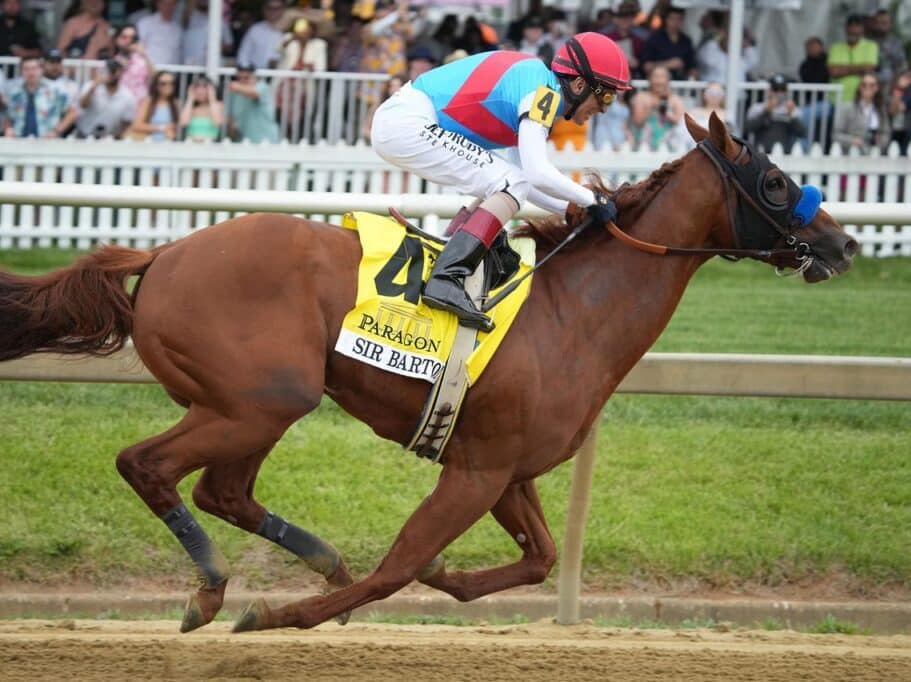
[684, 113, 708, 143]
[708, 111, 736, 158]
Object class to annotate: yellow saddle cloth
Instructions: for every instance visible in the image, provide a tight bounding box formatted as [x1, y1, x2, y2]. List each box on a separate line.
[334, 211, 536, 385]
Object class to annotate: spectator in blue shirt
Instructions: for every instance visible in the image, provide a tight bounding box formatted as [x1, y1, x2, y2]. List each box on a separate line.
[642, 5, 696, 80]
[227, 65, 280, 143]
[3, 57, 78, 138]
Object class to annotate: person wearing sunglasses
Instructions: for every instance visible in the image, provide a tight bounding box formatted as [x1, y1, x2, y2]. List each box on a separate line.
[834, 75, 893, 154]
[128, 70, 179, 141]
[370, 32, 631, 330]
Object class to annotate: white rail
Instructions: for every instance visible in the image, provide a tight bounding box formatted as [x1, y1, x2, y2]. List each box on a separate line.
[2, 137, 909, 255]
[3, 349, 910, 400]
[1, 180, 910, 226]
[3, 349, 909, 626]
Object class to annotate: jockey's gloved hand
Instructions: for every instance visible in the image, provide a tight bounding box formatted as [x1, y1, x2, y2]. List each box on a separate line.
[586, 191, 618, 226]
[565, 202, 587, 229]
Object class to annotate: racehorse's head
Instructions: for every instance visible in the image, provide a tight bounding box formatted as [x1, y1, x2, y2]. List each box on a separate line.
[685, 112, 856, 282]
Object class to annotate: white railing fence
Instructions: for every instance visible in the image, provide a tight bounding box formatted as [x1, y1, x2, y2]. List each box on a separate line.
[3, 348, 910, 625]
[1, 138, 909, 256]
[1, 57, 849, 148]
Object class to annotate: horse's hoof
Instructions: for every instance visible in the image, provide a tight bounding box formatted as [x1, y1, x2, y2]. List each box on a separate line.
[233, 598, 270, 633]
[180, 580, 227, 633]
[325, 562, 354, 625]
[326, 561, 354, 589]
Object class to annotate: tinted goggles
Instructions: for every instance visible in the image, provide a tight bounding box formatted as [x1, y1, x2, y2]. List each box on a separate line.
[591, 83, 616, 105]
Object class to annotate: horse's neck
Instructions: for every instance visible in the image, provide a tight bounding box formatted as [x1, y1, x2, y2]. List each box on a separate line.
[536, 156, 721, 400]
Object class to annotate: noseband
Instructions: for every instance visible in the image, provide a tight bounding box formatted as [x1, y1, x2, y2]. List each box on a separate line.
[605, 137, 817, 269]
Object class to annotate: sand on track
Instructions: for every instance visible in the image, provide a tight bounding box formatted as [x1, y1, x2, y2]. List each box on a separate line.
[1, 619, 910, 681]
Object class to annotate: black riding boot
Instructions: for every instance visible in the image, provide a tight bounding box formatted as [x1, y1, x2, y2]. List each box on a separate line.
[422, 229, 496, 331]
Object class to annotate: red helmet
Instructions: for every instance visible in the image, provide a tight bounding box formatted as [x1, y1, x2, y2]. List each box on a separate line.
[551, 32, 632, 92]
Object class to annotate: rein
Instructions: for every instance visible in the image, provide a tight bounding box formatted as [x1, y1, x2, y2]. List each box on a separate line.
[483, 136, 817, 314]
[604, 221, 801, 260]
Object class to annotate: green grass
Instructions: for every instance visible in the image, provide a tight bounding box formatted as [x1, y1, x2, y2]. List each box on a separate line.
[650, 255, 911, 356]
[0, 250, 909, 594]
[804, 615, 867, 635]
[758, 617, 785, 631]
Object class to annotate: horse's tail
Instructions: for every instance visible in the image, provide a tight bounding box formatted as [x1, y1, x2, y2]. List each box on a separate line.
[0, 244, 169, 362]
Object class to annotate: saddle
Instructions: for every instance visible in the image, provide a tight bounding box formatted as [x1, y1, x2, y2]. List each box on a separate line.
[386, 208, 523, 461]
[335, 209, 534, 463]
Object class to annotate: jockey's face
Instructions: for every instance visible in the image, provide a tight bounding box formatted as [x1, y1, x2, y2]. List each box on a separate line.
[568, 77, 611, 125]
[576, 91, 606, 124]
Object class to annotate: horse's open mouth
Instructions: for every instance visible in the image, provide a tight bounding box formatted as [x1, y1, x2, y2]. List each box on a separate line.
[802, 256, 848, 283]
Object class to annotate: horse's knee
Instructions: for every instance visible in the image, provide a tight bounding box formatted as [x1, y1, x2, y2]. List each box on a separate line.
[115, 444, 180, 514]
[525, 543, 558, 584]
[192, 476, 258, 528]
[115, 447, 138, 483]
[115, 445, 162, 488]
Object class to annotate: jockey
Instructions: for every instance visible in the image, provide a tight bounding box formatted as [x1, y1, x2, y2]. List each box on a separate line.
[371, 32, 632, 331]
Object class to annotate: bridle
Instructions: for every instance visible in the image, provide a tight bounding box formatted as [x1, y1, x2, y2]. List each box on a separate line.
[481, 137, 822, 314]
[605, 137, 818, 273]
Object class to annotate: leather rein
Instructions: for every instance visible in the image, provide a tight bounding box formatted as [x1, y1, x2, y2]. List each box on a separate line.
[604, 140, 808, 262]
[481, 138, 813, 313]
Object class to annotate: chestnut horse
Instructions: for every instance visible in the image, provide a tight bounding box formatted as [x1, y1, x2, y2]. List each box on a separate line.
[0, 115, 855, 632]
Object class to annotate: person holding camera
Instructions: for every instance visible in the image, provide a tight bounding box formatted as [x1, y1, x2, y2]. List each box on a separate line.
[75, 59, 136, 139]
[629, 65, 686, 150]
[111, 24, 154, 105]
[744, 73, 806, 153]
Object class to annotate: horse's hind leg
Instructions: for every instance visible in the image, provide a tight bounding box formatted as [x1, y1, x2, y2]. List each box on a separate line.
[115, 405, 286, 632]
[234, 464, 513, 632]
[191, 451, 355, 618]
[418, 480, 557, 601]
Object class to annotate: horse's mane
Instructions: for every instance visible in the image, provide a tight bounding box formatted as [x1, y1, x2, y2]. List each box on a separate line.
[512, 158, 686, 249]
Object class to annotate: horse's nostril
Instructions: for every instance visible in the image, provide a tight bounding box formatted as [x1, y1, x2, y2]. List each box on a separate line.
[844, 239, 859, 258]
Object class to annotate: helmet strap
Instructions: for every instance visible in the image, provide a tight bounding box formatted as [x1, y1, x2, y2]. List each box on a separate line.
[556, 75, 588, 120]
[564, 37, 599, 93]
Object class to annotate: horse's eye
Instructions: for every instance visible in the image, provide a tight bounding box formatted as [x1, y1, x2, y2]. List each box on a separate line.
[763, 171, 788, 206]
[766, 176, 784, 191]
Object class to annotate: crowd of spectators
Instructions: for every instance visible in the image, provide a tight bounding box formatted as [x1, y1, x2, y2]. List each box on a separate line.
[0, 0, 907, 155]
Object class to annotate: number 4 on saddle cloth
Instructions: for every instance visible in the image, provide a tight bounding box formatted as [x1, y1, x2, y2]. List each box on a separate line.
[334, 211, 536, 461]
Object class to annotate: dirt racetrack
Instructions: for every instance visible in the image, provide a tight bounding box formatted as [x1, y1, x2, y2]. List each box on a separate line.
[2, 619, 910, 681]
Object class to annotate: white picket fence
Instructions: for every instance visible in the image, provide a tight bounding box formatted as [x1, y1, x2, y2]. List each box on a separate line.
[0, 137, 909, 256]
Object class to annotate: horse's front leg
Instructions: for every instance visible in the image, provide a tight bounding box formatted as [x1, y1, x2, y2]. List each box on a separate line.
[419, 480, 557, 601]
[233, 463, 513, 631]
